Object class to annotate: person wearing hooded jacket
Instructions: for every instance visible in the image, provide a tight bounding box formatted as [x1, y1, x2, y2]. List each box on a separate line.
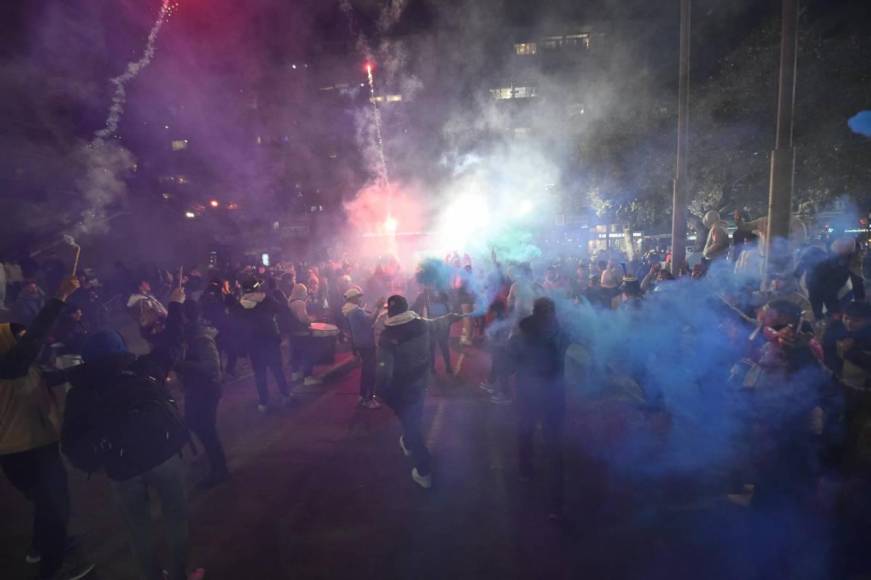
[177, 300, 228, 488]
[287, 283, 320, 386]
[0, 276, 95, 580]
[342, 286, 381, 409]
[230, 279, 292, 412]
[508, 297, 571, 518]
[61, 287, 195, 580]
[376, 295, 461, 489]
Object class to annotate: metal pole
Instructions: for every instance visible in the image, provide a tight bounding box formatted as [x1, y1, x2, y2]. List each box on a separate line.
[670, 0, 691, 276]
[764, 0, 799, 277]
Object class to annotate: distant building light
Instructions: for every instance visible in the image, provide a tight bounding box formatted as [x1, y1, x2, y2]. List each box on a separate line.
[184, 211, 196, 219]
[161, 192, 172, 200]
[291, 64, 297, 70]
[171, 139, 188, 151]
[514, 42, 537, 56]
[491, 87, 537, 100]
[226, 202, 239, 210]
[370, 94, 403, 104]
[256, 136, 262, 145]
[177, 175, 189, 185]
[209, 199, 220, 208]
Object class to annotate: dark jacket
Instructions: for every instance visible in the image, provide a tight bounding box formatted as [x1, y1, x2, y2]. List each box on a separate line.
[376, 312, 451, 405]
[230, 294, 283, 347]
[62, 350, 182, 481]
[508, 314, 570, 395]
[12, 291, 46, 327]
[176, 322, 222, 397]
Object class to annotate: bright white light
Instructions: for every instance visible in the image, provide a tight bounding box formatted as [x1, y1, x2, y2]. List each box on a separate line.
[515, 199, 534, 217]
[209, 199, 220, 208]
[184, 211, 196, 219]
[261, 253, 270, 267]
[384, 215, 399, 234]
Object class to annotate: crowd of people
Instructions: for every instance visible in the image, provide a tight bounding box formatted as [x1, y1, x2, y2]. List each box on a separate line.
[3, 212, 871, 578]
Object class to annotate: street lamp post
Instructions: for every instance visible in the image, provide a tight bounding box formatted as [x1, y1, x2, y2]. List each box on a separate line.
[671, 0, 691, 276]
[764, 0, 799, 277]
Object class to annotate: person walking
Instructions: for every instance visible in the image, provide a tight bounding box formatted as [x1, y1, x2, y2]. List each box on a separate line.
[0, 276, 94, 580]
[376, 295, 460, 489]
[342, 286, 381, 409]
[231, 279, 292, 412]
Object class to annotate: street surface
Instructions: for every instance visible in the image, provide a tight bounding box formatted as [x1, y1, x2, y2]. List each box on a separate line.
[1, 341, 790, 580]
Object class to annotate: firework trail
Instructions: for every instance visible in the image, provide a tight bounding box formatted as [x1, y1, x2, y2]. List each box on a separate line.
[366, 63, 390, 189]
[95, 0, 175, 139]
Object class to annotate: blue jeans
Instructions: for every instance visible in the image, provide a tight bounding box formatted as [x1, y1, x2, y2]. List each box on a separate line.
[113, 454, 189, 580]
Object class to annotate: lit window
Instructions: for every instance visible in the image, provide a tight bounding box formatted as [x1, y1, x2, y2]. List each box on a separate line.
[564, 33, 591, 49]
[540, 36, 562, 50]
[177, 176, 188, 185]
[513, 86, 536, 99]
[490, 87, 514, 100]
[171, 139, 188, 151]
[514, 42, 537, 56]
[385, 94, 402, 103]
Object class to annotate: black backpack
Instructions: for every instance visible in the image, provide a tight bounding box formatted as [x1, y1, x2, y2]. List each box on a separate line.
[63, 370, 191, 481]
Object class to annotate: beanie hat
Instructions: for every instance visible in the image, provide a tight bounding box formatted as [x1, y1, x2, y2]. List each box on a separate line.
[387, 295, 408, 317]
[81, 330, 129, 363]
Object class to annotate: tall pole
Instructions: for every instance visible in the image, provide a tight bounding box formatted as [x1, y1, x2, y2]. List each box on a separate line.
[670, 0, 691, 276]
[764, 0, 799, 276]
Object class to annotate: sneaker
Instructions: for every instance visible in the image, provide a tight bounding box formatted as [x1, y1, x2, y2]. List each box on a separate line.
[479, 382, 496, 394]
[490, 393, 512, 406]
[411, 468, 432, 489]
[365, 399, 382, 409]
[303, 376, 322, 387]
[399, 436, 412, 457]
[52, 561, 96, 580]
[257, 403, 268, 414]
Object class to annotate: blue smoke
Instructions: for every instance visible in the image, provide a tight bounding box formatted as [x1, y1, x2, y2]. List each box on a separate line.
[848, 111, 871, 138]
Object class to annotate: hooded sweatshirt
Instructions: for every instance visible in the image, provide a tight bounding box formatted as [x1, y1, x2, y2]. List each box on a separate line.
[0, 299, 66, 455]
[342, 301, 375, 350]
[287, 284, 312, 335]
[376, 311, 455, 405]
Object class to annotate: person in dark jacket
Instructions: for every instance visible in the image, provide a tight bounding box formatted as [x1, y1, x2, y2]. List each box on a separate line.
[0, 276, 94, 580]
[177, 300, 228, 488]
[62, 290, 200, 580]
[200, 279, 241, 377]
[412, 285, 454, 375]
[12, 278, 47, 327]
[51, 305, 90, 355]
[342, 286, 381, 409]
[230, 279, 292, 412]
[806, 238, 866, 320]
[508, 297, 570, 518]
[376, 295, 460, 489]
